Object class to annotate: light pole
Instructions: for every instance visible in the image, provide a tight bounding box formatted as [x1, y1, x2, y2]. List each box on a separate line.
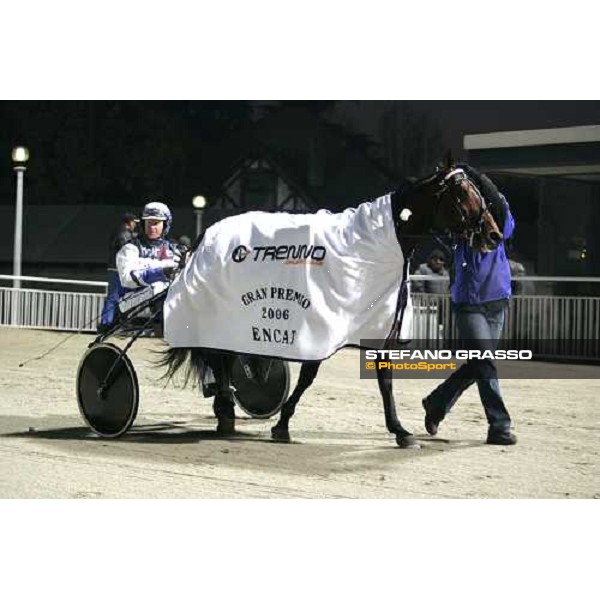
[11, 146, 28, 327]
[192, 195, 207, 239]
[12, 147, 29, 290]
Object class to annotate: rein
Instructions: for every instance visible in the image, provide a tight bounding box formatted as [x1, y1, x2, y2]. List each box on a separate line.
[384, 256, 411, 350]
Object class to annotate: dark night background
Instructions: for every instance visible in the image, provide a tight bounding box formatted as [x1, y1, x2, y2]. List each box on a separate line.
[1, 100, 600, 281]
[2, 100, 600, 208]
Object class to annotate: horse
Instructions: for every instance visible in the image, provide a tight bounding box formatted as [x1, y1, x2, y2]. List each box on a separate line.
[158, 162, 503, 449]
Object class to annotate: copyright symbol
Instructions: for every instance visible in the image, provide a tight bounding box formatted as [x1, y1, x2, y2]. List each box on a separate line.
[365, 362, 375, 370]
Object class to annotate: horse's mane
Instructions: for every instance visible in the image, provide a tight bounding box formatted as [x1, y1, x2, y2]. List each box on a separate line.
[396, 170, 442, 196]
[393, 171, 439, 204]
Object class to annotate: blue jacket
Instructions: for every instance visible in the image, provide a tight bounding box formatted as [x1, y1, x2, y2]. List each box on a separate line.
[451, 197, 515, 305]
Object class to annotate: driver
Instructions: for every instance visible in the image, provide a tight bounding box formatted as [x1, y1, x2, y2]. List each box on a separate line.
[116, 201, 181, 298]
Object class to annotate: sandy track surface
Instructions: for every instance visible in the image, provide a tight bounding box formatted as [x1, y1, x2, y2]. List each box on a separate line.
[1, 327, 598, 498]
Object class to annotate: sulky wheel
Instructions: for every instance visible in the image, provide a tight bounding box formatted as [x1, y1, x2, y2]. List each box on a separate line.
[76, 342, 139, 438]
[230, 355, 290, 419]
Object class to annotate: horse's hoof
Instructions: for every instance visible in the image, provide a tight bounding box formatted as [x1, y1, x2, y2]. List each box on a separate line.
[397, 434, 420, 449]
[216, 418, 236, 435]
[271, 426, 291, 443]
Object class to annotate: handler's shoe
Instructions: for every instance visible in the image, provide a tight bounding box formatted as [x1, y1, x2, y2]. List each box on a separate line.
[486, 429, 517, 445]
[422, 398, 440, 436]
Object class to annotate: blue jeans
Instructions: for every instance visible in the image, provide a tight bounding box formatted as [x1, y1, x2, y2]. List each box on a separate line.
[99, 270, 125, 326]
[426, 303, 512, 432]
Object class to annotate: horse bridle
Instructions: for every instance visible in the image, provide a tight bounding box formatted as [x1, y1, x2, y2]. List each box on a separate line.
[437, 168, 489, 242]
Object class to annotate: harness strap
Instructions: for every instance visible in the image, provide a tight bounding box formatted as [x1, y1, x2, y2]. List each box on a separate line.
[384, 254, 412, 349]
[433, 233, 456, 254]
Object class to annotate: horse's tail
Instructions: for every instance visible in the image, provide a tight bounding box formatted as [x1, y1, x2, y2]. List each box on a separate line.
[155, 345, 205, 388]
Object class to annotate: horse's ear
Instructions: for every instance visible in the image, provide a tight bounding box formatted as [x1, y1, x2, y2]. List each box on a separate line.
[445, 150, 453, 169]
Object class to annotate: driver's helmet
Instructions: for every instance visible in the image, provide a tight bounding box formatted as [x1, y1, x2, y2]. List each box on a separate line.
[141, 201, 172, 236]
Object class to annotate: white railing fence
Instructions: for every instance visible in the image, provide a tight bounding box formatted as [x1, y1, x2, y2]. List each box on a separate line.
[412, 292, 600, 359]
[0, 275, 106, 332]
[1, 274, 599, 359]
[411, 273, 600, 360]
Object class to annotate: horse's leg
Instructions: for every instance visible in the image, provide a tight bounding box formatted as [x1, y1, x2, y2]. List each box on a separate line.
[208, 352, 236, 434]
[376, 369, 419, 449]
[271, 361, 321, 443]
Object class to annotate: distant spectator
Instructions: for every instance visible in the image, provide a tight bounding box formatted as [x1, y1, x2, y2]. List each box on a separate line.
[97, 212, 139, 333]
[508, 251, 535, 295]
[509, 257, 526, 295]
[412, 249, 449, 294]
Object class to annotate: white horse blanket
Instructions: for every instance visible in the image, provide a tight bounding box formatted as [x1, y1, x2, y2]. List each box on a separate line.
[163, 193, 412, 361]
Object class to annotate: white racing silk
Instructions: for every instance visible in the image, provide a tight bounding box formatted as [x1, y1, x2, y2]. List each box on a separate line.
[163, 193, 412, 361]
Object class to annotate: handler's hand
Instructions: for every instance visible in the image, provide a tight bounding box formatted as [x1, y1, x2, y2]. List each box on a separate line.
[458, 163, 503, 205]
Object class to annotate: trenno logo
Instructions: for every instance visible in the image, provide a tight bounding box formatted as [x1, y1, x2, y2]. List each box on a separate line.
[232, 245, 251, 263]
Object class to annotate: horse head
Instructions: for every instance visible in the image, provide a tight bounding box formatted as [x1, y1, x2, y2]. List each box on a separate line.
[403, 161, 503, 252]
[438, 165, 503, 251]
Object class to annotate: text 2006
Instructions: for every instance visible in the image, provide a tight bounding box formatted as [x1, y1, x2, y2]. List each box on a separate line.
[262, 307, 290, 320]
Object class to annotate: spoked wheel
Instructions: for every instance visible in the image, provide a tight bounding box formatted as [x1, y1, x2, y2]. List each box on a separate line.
[231, 355, 290, 419]
[76, 342, 139, 438]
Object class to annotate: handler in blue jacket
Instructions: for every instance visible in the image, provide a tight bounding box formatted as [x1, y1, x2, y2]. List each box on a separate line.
[422, 166, 517, 445]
